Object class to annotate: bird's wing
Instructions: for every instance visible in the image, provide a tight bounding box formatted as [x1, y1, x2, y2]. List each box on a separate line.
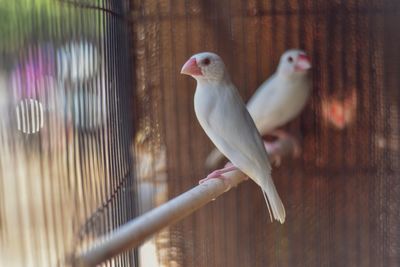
[247, 74, 312, 135]
[246, 75, 283, 133]
[203, 85, 286, 223]
[204, 74, 279, 169]
[206, 85, 272, 182]
[247, 74, 278, 112]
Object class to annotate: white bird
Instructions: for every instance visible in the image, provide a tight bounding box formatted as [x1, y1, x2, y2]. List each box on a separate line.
[181, 52, 285, 223]
[206, 49, 312, 169]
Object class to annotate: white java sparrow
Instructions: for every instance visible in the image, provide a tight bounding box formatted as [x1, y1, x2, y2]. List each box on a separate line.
[181, 52, 285, 223]
[205, 49, 312, 169]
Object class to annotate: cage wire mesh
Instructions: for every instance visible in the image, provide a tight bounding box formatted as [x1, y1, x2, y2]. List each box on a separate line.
[1, 0, 400, 266]
[131, 0, 400, 266]
[0, 0, 136, 266]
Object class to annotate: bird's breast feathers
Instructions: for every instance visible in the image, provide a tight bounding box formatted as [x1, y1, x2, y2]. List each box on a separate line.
[194, 84, 217, 127]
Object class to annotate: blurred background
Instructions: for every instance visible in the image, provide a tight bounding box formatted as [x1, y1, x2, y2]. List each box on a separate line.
[0, 0, 136, 266]
[1, 0, 400, 266]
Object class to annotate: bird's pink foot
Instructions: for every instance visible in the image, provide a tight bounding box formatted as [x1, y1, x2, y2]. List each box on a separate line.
[271, 130, 302, 157]
[199, 164, 238, 185]
[199, 174, 228, 184]
[206, 165, 237, 179]
[264, 130, 302, 165]
[264, 141, 280, 153]
[224, 162, 249, 180]
[264, 141, 282, 166]
[199, 174, 236, 190]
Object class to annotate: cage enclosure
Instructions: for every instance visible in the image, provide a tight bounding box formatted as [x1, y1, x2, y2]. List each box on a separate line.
[132, 0, 400, 266]
[0, 0, 136, 266]
[0, 0, 399, 266]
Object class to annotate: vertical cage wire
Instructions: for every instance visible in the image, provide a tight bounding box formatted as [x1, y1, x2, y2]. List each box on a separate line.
[0, 0, 136, 266]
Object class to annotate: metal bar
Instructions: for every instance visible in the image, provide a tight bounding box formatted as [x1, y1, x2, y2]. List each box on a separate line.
[71, 137, 295, 266]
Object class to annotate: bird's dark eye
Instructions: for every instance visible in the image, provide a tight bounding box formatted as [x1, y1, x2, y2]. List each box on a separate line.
[288, 56, 293, 63]
[202, 58, 210, 66]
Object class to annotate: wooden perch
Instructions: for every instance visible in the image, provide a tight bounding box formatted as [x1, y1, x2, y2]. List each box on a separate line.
[71, 137, 296, 267]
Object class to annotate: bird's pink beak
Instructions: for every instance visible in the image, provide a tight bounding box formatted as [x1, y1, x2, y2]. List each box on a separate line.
[181, 58, 202, 76]
[295, 54, 312, 71]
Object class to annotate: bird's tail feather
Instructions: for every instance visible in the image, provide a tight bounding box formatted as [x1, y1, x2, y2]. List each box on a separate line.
[261, 180, 286, 224]
[262, 190, 273, 222]
[205, 148, 225, 169]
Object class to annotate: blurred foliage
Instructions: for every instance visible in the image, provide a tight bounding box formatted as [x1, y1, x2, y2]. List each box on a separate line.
[0, 0, 104, 54]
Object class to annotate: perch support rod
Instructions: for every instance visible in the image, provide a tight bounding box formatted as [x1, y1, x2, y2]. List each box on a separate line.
[73, 138, 294, 267]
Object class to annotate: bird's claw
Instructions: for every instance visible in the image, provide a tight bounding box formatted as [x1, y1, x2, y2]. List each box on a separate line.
[204, 164, 237, 180]
[264, 130, 302, 164]
[264, 142, 282, 166]
[200, 163, 239, 188]
[199, 175, 233, 191]
[206, 170, 224, 179]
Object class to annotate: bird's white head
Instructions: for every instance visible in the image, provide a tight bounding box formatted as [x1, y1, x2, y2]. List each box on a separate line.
[181, 52, 227, 82]
[277, 49, 312, 77]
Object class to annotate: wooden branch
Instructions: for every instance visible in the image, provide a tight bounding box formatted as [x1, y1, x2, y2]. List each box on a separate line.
[71, 137, 295, 267]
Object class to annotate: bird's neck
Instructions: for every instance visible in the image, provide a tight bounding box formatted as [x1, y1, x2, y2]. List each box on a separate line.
[196, 76, 232, 89]
[277, 71, 304, 82]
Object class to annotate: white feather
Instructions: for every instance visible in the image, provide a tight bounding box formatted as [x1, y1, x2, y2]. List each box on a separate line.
[206, 49, 312, 169]
[185, 52, 286, 223]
